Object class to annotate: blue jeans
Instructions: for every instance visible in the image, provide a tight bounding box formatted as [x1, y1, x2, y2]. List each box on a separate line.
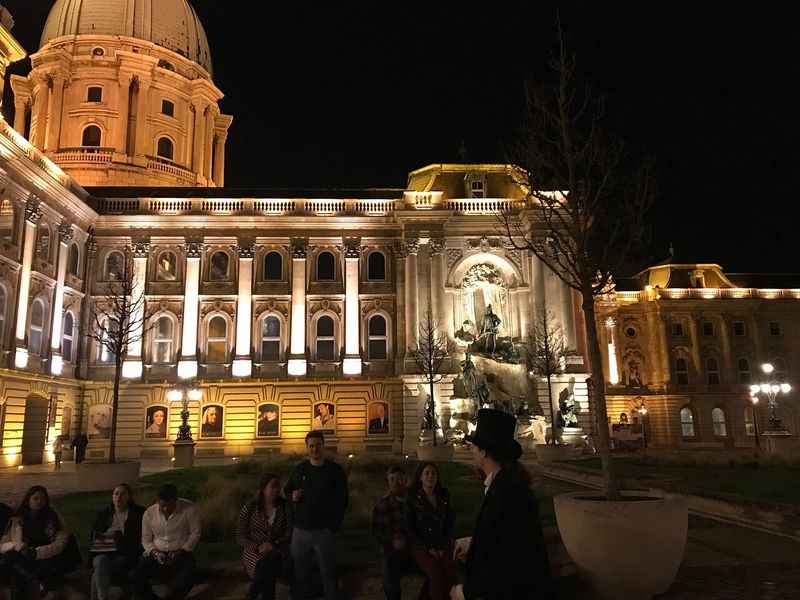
[91, 554, 135, 600]
[290, 528, 337, 600]
[381, 549, 412, 600]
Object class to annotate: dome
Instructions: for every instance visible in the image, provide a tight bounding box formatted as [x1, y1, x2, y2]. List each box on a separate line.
[40, 0, 212, 74]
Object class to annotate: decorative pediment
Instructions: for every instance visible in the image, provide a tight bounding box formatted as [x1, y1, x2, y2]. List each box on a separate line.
[309, 299, 342, 316]
[254, 299, 289, 318]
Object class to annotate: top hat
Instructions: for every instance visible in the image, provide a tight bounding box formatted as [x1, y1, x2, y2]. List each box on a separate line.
[465, 408, 522, 461]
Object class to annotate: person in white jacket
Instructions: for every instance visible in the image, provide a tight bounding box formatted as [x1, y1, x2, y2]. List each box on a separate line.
[0, 485, 79, 600]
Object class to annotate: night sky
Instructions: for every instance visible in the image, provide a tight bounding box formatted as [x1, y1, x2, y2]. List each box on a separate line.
[2, 1, 799, 274]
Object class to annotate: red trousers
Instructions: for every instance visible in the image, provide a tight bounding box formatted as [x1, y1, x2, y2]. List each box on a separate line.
[411, 545, 457, 600]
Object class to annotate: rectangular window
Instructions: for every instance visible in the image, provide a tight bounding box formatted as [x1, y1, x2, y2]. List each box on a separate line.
[161, 100, 175, 117]
[702, 322, 714, 337]
[369, 340, 387, 360]
[87, 86, 102, 102]
[769, 321, 781, 336]
[317, 340, 335, 361]
[733, 321, 746, 336]
[207, 341, 226, 363]
[470, 180, 484, 198]
[261, 340, 280, 362]
[671, 322, 684, 337]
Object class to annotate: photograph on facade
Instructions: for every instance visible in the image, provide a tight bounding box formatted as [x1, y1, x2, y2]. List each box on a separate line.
[201, 404, 224, 438]
[257, 403, 280, 437]
[367, 401, 390, 434]
[87, 404, 112, 438]
[144, 405, 168, 439]
[312, 402, 336, 432]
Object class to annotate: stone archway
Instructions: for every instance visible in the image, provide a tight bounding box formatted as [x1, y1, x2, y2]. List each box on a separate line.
[21, 395, 49, 465]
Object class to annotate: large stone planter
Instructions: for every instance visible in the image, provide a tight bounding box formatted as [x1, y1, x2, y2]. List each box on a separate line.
[417, 443, 455, 462]
[76, 461, 140, 491]
[554, 490, 687, 599]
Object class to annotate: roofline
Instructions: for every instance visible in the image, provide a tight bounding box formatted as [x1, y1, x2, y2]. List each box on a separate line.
[85, 186, 408, 200]
[407, 163, 521, 177]
[635, 263, 725, 278]
[0, 23, 27, 64]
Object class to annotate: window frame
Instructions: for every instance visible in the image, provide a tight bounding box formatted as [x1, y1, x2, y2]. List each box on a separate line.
[104, 251, 125, 281]
[28, 298, 45, 355]
[259, 314, 283, 362]
[367, 313, 388, 360]
[156, 136, 175, 161]
[769, 321, 782, 337]
[733, 320, 746, 337]
[680, 407, 696, 438]
[156, 250, 178, 282]
[711, 407, 727, 437]
[316, 251, 336, 281]
[702, 321, 715, 337]
[206, 315, 228, 364]
[367, 251, 387, 281]
[675, 357, 689, 385]
[706, 357, 721, 385]
[737, 357, 751, 384]
[62, 311, 75, 362]
[81, 124, 102, 147]
[315, 314, 337, 361]
[670, 321, 684, 337]
[87, 86, 103, 103]
[208, 251, 231, 282]
[263, 251, 283, 281]
[161, 99, 175, 117]
[67, 243, 80, 277]
[744, 407, 756, 436]
[151, 314, 176, 364]
[98, 318, 119, 363]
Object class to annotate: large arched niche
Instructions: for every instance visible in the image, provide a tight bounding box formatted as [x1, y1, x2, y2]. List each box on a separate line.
[448, 252, 522, 338]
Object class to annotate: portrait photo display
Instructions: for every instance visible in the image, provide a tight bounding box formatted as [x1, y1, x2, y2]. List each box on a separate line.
[201, 404, 224, 438]
[144, 405, 168, 439]
[312, 402, 336, 433]
[257, 403, 280, 437]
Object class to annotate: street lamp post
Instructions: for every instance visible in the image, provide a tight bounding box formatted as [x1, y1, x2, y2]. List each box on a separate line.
[749, 363, 792, 433]
[169, 381, 202, 467]
[749, 392, 761, 451]
[636, 399, 648, 450]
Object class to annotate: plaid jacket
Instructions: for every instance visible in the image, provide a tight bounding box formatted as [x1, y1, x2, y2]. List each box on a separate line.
[371, 493, 408, 550]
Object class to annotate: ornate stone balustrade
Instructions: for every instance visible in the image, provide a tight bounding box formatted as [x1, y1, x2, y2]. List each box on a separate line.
[146, 156, 196, 184]
[614, 288, 800, 302]
[445, 197, 526, 214]
[54, 147, 114, 164]
[98, 197, 400, 216]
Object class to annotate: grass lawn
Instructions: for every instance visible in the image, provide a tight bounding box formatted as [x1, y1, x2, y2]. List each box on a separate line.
[51, 455, 570, 574]
[557, 455, 800, 507]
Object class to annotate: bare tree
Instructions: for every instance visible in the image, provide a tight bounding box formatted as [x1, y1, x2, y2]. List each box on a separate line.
[527, 309, 567, 445]
[85, 249, 153, 463]
[499, 31, 655, 498]
[412, 309, 452, 447]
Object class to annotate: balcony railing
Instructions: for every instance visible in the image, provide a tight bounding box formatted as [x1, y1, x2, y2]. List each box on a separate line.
[53, 147, 114, 164]
[146, 156, 197, 184]
[99, 197, 401, 216]
[613, 288, 800, 302]
[445, 197, 527, 214]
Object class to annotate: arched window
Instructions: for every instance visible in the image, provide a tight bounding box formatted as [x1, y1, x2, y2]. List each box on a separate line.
[680, 407, 695, 437]
[67, 244, 80, 276]
[99, 318, 119, 363]
[82, 125, 101, 147]
[105, 251, 125, 281]
[317, 252, 335, 281]
[744, 407, 756, 436]
[209, 251, 229, 281]
[156, 137, 174, 160]
[316, 315, 335, 361]
[152, 316, 174, 364]
[368, 314, 388, 359]
[738, 358, 751, 384]
[29, 299, 44, 355]
[264, 252, 283, 281]
[260, 316, 281, 361]
[207, 316, 227, 363]
[675, 357, 689, 385]
[161, 100, 175, 117]
[87, 86, 102, 102]
[711, 407, 727, 436]
[62, 312, 74, 362]
[0, 285, 6, 345]
[368, 252, 386, 280]
[156, 251, 177, 281]
[37, 224, 50, 259]
[706, 357, 720, 385]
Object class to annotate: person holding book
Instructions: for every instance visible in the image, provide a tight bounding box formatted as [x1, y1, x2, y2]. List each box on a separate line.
[89, 484, 145, 600]
[132, 484, 201, 600]
[0, 485, 81, 600]
[235, 473, 292, 600]
[449, 409, 553, 600]
[405, 462, 457, 600]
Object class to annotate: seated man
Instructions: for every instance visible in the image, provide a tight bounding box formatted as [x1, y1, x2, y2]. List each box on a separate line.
[371, 466, 413, 600]
[132, 484, 201, 600]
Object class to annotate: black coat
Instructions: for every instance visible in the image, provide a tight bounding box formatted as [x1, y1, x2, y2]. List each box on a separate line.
[464, 467, 553, 600]
[89, 503, 145, 561]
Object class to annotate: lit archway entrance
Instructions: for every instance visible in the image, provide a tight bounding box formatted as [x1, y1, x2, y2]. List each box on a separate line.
[21, 395, 49, 465]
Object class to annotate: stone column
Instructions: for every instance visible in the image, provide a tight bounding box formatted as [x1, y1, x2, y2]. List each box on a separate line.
[343, 239, 362, 375]
[232, 241, 254, 378]
[687, 313, 702, 377]
[404, 238, 419, 351]
[288, 240, 307, 376]
[204, 107, 215, 181]
[604, 316, 620, 384]
[191, 102, 207, 176]
[114, 76, 132, 153]
[13, 96, 28, 135]
[429, 238, 445, 332]
[178, 241, 202, 379]
[49, 223, 73, 375]
[531, 253, 546, 319]
[31, 79, 50, 150]
[394, 243, 407, 371]
[44, 76, 65, 152]
[14, 198, 42, 368]
[122, 240, 149, 379]
[719, 316, 734, 383]
[133, 79, 151, 157]
[212, 132, 226, 186]
[560, 280, 576, 349]
[77, 235, 97, 378]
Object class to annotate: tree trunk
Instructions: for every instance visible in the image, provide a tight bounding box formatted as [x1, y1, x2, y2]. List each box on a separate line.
[582, 291, 620, 500]
[109, 358, 121, 464]
[429, 378, 437, 447]
[547, 373, 557, 445]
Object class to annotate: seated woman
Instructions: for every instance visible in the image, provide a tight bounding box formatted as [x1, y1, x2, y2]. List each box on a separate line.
[405, 462, 457, 600]
[88, 484, 145, 600]
[0, 485, 81, 600]
[235, 473, 291, 600]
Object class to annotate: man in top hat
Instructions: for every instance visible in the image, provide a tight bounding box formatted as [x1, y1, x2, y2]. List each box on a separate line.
[450, 409, 553, 600]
